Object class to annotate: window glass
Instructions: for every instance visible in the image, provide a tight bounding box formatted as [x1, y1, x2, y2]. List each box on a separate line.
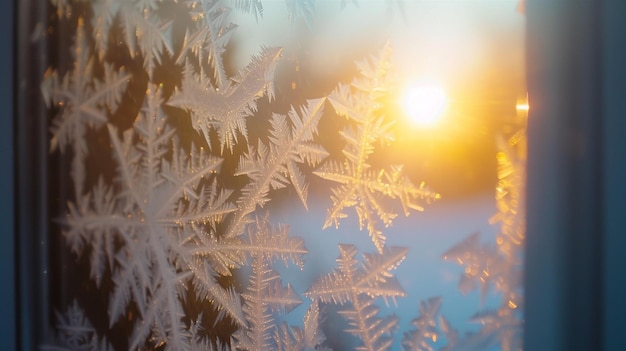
[35, 1, 526, 350]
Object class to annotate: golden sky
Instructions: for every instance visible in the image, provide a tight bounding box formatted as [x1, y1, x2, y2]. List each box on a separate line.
[230, 0, 525, 199]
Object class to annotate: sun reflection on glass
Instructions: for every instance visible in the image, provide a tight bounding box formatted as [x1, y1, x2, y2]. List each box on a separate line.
[402, 82, 447, 127]
[516, 95, 530, 112]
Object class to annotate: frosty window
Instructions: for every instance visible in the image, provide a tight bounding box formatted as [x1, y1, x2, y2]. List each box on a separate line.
[31, 1, 526, 350]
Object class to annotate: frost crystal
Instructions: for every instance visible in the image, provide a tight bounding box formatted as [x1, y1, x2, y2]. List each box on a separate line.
[225, 98, 327, 238]
[273, 301, 331, 351]
[91, 0, 174, 71]
[401, 297, 441, 351]
[441, 122, 526, 351]
[169, 46, 282, 153]
[306, 244, 407, 351]
[40, 301, 114, 351]
[315, 43, 439, 252]
[64, 85, 241, 350]
[42, 18, 129, 196]
[232, 215, 306, 351]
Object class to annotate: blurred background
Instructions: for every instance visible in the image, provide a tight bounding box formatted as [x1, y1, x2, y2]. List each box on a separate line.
[231, 0, 526, 200]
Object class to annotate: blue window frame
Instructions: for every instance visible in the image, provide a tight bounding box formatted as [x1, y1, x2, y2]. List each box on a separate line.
[0, 0, 15, 349]
[525, 1, 626, 350]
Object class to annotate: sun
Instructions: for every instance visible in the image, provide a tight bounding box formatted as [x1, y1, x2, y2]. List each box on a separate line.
[402, 82, 447, 127]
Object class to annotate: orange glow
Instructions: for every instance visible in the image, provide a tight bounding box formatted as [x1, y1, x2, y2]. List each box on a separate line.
[516, 94, 529, 111]
[402, 82, 447, 127]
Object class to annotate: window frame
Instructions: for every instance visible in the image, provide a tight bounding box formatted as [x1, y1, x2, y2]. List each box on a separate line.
[0, 0, 15, 348]
[525, 1, 626, 350]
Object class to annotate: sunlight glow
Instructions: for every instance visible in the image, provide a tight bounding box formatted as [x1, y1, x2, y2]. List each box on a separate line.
[403, 83, 447, 127]
[516, 94, 529, 112]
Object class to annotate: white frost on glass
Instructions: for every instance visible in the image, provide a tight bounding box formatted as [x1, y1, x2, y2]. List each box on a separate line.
[40, 300, 114, 351]
[41, 0, 524, 350]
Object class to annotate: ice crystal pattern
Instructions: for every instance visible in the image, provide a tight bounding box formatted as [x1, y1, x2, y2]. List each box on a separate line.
[40, 0, 522, 350]
[440, 123, 526, 351]
[41, 19, 129, 197]
[169, 46, 282, 153]
[315, 43, 440, 253]
[305, 244, 407, 351]
[40, 300, 114, 351]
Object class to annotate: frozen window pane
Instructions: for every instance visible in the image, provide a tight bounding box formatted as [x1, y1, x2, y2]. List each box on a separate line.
[31, 1, 526, 350]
